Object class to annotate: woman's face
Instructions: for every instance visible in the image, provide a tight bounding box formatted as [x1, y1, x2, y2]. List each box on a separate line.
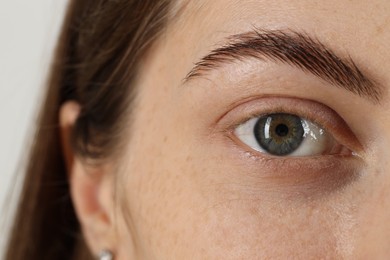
[107, 0, 390, 258]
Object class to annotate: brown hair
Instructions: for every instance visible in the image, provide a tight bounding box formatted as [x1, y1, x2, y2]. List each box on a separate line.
[5, 0, 172, 259]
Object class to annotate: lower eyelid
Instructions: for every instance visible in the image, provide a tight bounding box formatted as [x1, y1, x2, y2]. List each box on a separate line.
[219, 96, 363, 155]
[211, 96, 367, 198]
[222, 138, 364, 197]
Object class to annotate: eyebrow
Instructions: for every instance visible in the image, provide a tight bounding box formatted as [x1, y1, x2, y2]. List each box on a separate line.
[184, 29, 382, 103]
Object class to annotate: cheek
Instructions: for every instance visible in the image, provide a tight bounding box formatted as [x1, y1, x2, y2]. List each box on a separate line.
[117, 88, 207, 258]
[199, 199, 353, 259]
[116, 100, 360, 260]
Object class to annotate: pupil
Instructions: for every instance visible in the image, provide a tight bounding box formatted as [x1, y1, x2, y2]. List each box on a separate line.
[253, 113, 305, 156]
[275, 124, 289, 137]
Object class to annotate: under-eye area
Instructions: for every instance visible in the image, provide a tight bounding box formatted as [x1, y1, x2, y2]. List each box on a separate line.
[214, 96, 365, 196]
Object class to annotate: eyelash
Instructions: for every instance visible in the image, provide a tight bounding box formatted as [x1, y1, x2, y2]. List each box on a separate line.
[221, 96, 362, 160]
[209, 95, 366, 196]
[235, 114, 347, 157]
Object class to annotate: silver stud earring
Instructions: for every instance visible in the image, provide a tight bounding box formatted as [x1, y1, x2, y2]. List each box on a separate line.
[98, 250, 114, 260]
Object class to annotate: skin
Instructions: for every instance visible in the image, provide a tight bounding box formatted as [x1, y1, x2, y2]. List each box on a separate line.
[61, 0, 390, 259]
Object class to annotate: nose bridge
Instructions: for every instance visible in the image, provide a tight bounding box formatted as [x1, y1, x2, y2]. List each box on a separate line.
[354, 164, 390, 257]
[351, 41, 390, 259]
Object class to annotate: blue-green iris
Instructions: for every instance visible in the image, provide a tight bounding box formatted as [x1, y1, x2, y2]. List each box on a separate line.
[254, 113, 305, 156]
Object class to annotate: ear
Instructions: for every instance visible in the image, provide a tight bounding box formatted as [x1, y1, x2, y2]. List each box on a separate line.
[59, 101, 117, 255]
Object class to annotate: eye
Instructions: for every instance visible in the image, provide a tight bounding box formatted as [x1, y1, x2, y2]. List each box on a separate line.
[234, 113, 349, 157]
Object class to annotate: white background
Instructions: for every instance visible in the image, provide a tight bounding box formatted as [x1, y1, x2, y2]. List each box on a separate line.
[0, 0, 67, 255]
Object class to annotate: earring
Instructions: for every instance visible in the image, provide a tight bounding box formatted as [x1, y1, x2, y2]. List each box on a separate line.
[98, 250, 114, 260]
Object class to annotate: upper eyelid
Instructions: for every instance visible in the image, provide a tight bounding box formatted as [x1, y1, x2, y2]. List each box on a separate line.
[218, 96, 363, 154]
[224, 97, 333, 132]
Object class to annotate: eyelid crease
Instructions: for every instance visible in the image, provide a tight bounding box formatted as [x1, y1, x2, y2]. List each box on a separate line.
[218, 96, 363, 156]
[184, 28, 383, 104]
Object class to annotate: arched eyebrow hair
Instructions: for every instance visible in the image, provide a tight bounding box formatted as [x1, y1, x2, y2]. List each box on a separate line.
[184, 29, 383, 103]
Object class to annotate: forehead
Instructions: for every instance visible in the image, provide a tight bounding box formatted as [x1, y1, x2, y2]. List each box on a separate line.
[168, 0, 390, 90]
[177, 0, 390, 30]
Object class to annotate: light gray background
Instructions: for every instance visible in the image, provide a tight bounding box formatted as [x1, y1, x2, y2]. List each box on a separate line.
[0, 0, 67, 255]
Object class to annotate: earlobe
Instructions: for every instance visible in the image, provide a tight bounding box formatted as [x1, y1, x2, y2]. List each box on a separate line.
[59, 101, 117, 256]
[70, 160, 116, 255]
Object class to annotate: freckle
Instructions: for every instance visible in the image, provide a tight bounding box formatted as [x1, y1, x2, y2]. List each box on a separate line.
[248, 206, 258, 217]
[376, 25, 384, 34]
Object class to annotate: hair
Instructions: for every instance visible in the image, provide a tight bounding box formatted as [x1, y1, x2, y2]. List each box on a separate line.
[5, 0, 173, 259]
